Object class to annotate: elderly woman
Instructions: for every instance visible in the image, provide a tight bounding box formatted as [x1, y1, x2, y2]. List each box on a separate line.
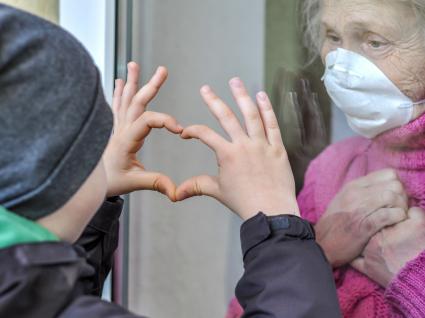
[227, 0, 425, 317]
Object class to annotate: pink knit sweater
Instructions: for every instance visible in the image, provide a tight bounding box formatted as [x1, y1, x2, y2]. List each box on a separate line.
[226, 113, 425, 318]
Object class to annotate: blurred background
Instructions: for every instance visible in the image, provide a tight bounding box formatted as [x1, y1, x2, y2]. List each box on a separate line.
[0, 1, 354, 317]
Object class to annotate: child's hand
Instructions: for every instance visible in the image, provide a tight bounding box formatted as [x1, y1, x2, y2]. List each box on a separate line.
[175, 78, 300, 220]
[103, 62, 183, 200]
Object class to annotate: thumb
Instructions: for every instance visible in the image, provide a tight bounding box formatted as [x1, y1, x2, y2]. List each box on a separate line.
[351, 257, 366, 274]
[175, 175, 220, 201]
[407, 207, 425, 220]
[135, 171, 177, 201]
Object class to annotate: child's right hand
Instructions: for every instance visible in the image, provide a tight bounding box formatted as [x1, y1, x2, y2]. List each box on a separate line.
[103, 62, 183, 201]
[175, 78, 300, 220]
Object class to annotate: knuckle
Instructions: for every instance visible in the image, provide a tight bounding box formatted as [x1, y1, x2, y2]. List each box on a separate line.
[221, 108, 235, 121]
[193, 179, 201, 196]
[385, 169, 398, 180]
[143, 110, 154, 117]
[380, 190, 396, 205]
[143, 82, 160, 95]
[252, 140, 265, 150]
[235, 141, 250, 153]
[362, 218, 377, 235]
[341, 190, 358, 206]
[418, 217, 425, 228]
[195, 125, 209, 134]
[390, 181, 404, 194]
[376, 211, 389, 225]
[152, 176, 161, 192]
[345, 179, 360, 190]
[373, 232, 385, 248]
[273, 145, 285, 156]
[267, 119, 280, 130]
[357, 212, 379, 235]
[219, 150, 233, 163]
[343, 213, 361, 235]
[246, 110, 259, 121]
[392, 208, 407, 222]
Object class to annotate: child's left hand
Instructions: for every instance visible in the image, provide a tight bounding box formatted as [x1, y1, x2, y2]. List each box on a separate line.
[103, 62, 183, 201]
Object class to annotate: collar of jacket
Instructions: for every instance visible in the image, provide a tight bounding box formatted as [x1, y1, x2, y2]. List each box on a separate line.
[0, 205, 59, 249]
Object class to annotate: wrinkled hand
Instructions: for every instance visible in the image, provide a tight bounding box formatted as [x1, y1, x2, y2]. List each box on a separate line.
[351, 207, 425, 287]
[175, 78, 299, 220]
[103, 62, 183, 200]
[315, 169, 408, 267]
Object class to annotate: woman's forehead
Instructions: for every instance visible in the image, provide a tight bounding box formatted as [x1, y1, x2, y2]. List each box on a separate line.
[321, 0, 415, 33]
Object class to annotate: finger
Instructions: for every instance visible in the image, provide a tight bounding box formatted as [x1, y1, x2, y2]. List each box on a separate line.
[112, 79, 125, 127]
[127, 66, 168, 122]
[374, 191, 408, 211]
[407, 207, 425, 220]
[120, 62, 140, 122]
[351, 257, 366, 273]
[181, 124, 230, 154]
[256, 91, 284, 146]
[228, 78, 266, 140]
[134, 171, 177, 201]
[130, 111, 183, 142]
[354, 169, 399, 188]
[362, 207, 407, 236]
[200, 85, 246, 141]
[361, 191, 407, 215]
[359, 180, 407, 204]
[175, 175, 220, 201]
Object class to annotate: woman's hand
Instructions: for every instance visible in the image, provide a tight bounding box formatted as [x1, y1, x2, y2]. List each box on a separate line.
[103, 62, 183, 200]
[315, 169, 408, 267]
[175, 78, 299, 220]
[351, 207, 425, 287]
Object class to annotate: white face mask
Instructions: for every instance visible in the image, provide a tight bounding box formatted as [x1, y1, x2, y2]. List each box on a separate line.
[322, 48, 419, 138]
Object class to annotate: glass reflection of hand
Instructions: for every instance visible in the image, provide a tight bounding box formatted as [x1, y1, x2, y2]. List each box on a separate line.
[272, 68, 328, 191]
[273, 68, 328, 158]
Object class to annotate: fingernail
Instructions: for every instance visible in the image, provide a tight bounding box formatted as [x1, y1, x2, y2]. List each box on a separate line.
[177, 124, 184, 130]
[230, 77, 242, 88]
[257, 91, 267, 101]
[201, 85, 211, 94]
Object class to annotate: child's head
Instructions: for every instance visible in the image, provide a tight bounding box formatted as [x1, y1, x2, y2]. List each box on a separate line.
[0, 5, 113, 241]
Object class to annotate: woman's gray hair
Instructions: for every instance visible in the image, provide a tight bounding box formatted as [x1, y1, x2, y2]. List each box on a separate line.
[301, 0, 322, 63]
[301, 0, 425, 62]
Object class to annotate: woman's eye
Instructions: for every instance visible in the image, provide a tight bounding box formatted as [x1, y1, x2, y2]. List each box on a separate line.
[369, 40, 385, 48]
[326, 34, 340, 43]
[365, 34, 390, 50]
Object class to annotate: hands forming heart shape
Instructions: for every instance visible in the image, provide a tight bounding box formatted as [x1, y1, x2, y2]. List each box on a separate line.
[103, 62, 300, 220]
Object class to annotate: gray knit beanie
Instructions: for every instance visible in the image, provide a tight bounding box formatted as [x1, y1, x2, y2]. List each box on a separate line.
[0, 4, 113, 220]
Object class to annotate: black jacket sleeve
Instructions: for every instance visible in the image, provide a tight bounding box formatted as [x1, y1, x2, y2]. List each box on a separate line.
[236, 212, 342, 318]
[74, 196, 123, 295]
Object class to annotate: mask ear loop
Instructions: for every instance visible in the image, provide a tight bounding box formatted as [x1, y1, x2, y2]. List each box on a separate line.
[412, 100, 425, 117]
[399, 99, 425, 109]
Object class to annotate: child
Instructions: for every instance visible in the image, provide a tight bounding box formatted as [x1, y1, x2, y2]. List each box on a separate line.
[0, 4, 339, 318]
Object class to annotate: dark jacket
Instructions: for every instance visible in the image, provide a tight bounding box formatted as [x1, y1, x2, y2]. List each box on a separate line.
[0, 199, 341, 317]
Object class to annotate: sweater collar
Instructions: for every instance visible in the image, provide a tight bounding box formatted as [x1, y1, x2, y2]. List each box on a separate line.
[372, 113, 425, 170]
